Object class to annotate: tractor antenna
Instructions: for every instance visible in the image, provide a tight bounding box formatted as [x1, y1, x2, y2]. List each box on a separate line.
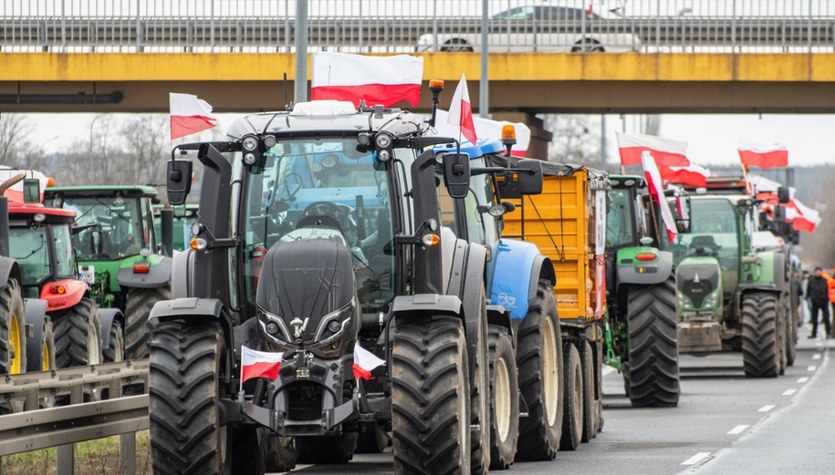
[283, 72, 290, 110]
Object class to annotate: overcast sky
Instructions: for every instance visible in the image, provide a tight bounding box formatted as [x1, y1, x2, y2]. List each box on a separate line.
[24, 111, 835, 168]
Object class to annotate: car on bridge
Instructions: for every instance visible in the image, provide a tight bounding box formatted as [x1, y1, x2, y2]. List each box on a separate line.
[416, 5, 641, 53]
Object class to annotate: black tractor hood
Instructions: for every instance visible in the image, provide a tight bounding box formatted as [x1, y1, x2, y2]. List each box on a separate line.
[256, 238, 355, 342]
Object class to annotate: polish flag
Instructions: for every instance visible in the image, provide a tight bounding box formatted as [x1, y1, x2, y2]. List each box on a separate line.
[240, 345, 283, 384]
[661, 163, 710, 187]
[447, 75, 478, 145]
[616, 132, 689, 167]
[641, 151, 678, 242]
[353, 344, 385, 381]
[169, 93, 217, 140]
[738, 142, 789, 169]
[432, 109, 531, 155]
[675, 194, 690, 231]
[311, 52, 423, 107]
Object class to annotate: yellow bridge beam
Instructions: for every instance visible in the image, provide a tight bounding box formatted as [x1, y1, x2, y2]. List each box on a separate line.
[3, 52, 835, 113]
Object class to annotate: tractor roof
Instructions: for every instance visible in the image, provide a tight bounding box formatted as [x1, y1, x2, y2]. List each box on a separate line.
[43, 185, 158, 199]
[225, 101, 425, 140]
[8, 202, 75, 221]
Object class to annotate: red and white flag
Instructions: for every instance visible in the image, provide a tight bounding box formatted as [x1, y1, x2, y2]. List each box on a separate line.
[661, 163, 710, 187]
[675, 194, 690, 231]
[447, 74, 478, 145]
[169, 93, 217, 140]
[433, 109, 531, 156]
[311, 52, 423, 107]
[641, 151, 678, 243]
[240, 345, 283, 384]
[353, 344, 385, 381]
[738, 142, 788, 169]
[616, 132, 689, 168]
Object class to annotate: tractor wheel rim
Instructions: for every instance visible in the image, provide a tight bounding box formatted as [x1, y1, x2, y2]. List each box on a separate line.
[10, 313, 21, 374]
[543, 316, 558, 425]
[88, 318, 101, 365]
[496, 357, 512, 442]
[42, 338, 51, 371]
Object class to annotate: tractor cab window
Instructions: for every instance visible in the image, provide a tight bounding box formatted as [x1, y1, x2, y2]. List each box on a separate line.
[63, 197, 145, 260]
[673, 198, 740, 270]
[9, 225, 50, 286]
[244, 138, 395, 314]
[605, 188, 635, 248]
[435, 157, 495, 245]
[52, 224, 76, 279]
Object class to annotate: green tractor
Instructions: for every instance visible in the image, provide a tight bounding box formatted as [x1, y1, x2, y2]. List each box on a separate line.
[603, 175, 683, 407]
[43, 186, 171, 360]
[153, 203, 199, 253]
[672, 178, 794, 378]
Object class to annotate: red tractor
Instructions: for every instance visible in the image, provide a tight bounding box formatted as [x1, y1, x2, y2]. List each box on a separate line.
[8, 201, 121, 368]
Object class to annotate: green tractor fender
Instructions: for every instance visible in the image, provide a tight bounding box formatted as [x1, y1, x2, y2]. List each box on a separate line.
[616, 246, 674, 286]
[740, 251, 787, 293]
[116, 254, 172, 289]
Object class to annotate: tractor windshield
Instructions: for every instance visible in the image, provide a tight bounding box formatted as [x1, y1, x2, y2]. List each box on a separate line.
[672, 198, 739, 272]
[9, 226, 50, 285]
[605, 188, 636, 248]
[243, 137, 395, 314]
[63, 197, 146, 260]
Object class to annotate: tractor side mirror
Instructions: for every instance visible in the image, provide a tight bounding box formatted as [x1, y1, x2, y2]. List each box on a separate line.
[442, 153, 471, 199]
[777, 186, 790, 204]
[167, 160, 193, 205]
[23, 178, 40, 203]
[517, 159, 543, 195]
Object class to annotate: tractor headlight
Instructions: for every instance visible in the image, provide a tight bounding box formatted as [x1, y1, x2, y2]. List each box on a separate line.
[263, 135, 277, 149]
[257, 308, 292, 344]
[702, 289, 719, 309]
[243, 152, 258, 165]
[677, 291, 693, 310]
[315, 301, 354, 343]
[374, 132, 393, 149]
[242, 135, 259, 152]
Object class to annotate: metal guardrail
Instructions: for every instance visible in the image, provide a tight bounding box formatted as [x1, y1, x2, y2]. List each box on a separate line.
[0, 360, 149, 475]
[1, 0, 834, 53]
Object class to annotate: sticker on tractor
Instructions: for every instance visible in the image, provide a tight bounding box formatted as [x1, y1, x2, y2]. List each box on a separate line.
[80, 266, 96, 285]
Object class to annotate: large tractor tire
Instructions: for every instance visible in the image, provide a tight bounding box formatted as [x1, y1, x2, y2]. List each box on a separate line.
[391, 315, 471, 474]
[516, 280, 564, 461]
[125, 286, 170, 360]
[626, 279, 680, 407]
[230, 425, 267, 475]
[103, 319, 124, 363]
[785, 308, 797, 367]
[265, 435, 297, 472]
[560, 342, 584, 451]
[742, 293, 781, 378]
[150, 320, 237, 474]
[487, 324, 519, 470]
[355, 422, 390, 454]
[0, 278, 26, 376]
[52, 298, 101, 368]
[580, 340, 599, 442]
[297, 434, 358, 464]
[470, 291, 491, 475]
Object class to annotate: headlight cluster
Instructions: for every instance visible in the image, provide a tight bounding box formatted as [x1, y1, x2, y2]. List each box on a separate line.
[677, 291, 693, 310]
[702, 289, 720, 309]
[257, 299, 355, 349]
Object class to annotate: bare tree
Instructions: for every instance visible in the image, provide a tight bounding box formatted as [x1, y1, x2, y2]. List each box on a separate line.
[544, 115, 602, 165]
[117, 115, 169, 186]
[0, 113, 50, 171]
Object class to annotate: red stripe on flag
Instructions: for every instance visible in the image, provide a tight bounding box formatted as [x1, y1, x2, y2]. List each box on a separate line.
[170, 115, 217, 140]
[311, 83, 421, 107]
[660, 166, 707, 187]
[738, 149, 788, 169]
[353, 363, 374, 381]
[620, 146, 689, 167]
[459, 100, 477, 145]
[241, 361, 281, 383]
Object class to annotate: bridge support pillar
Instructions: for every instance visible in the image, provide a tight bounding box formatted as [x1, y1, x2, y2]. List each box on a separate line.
[491, 112, 552, 160]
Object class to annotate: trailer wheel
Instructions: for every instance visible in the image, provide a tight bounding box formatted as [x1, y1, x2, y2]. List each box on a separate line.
[392, 315, 471, 474]
[487, 324, 519, 470]
[626, 277, 680, 407]
[149, 320, 230, 473]
[125, 286, 169, 360]
[516, 279, 564, 461]
[52, 298, 101, 368]
[742, 293, 780, 378]
[355, 422, 390, 454]
[297, 433, 357, 464]
[0, 278, 26, 376]
[580, 340, 599, 442]
[560, 343, 583, 451]
[103, 319, 124, 363]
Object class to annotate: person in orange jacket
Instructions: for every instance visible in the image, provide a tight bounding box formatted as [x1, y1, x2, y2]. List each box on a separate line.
[808, 266, 832, 338]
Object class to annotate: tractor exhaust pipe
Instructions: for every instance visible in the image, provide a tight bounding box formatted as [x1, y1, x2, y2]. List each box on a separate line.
[160, 208, 174, 257]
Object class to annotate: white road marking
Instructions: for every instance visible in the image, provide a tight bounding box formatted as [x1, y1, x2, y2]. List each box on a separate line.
[813, 353, 822, 360]
[727, 424, 749, 435]
[758, 404, 776, 413]
[602, 365, 616, 376]
[681, 452, 712, 466]
[808, 365, 817, 372]
[782, 389, 797, 396]
[797, 377, 809, 383]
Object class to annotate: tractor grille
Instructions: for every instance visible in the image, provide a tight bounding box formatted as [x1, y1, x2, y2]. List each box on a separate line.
[287, 382, 324, 422]
[678, 264, 719, 309]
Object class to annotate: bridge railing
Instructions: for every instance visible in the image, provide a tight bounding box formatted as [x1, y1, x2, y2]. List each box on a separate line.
[1, 0, 834, 53]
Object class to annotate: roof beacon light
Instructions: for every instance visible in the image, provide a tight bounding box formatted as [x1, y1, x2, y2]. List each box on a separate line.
[501, 124, 517, 156]
[429, 79, 445, 93]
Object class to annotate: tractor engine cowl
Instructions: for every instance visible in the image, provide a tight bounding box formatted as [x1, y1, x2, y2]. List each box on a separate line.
[677, 263, 720, 312]
[256, 238, 359, 359]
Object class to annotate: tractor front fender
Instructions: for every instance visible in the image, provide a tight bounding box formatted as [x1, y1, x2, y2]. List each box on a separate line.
[97, 308, 123, 353]
[150, 297, 234, 358]
[0, 257, 21, 291]
[616, 248, 673, 286]
[487, 304, 513, 337]
[490, 239, 552, 321]
[39, 278, 87, 312]
[391, 294, 462, 319]
[117, 256, 172, 289]
[170, 249, 195, 298]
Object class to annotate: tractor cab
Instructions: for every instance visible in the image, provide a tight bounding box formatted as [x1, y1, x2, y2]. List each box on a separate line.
[7, 203, 82, 306]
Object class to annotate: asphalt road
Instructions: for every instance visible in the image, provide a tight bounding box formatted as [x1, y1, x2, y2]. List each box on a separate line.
[276, 325, 833, 475]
